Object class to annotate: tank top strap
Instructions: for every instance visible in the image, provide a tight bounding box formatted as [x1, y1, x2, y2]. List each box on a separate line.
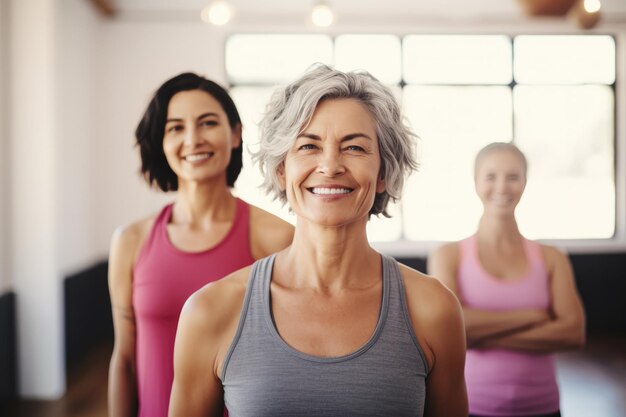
[523, 238, 542, 264]
[458, 235, 477, 264]
[135, 203, 174, 268]
[221, 254, 276, 381]
[229, 198, 250, 245]
[382, 254, 430, 373]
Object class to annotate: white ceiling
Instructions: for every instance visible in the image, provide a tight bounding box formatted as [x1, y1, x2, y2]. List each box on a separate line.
[114, 0, 626, 22]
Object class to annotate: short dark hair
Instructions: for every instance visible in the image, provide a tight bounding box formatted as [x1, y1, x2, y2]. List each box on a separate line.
[135, 72, 243, 191]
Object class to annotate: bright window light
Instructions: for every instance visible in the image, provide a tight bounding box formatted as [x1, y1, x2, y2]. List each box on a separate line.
[335, 35, 402, 84]
[225, 34, 618, 243]
[226, 35, 333, 84]
[514, 35, 615, 84]
[403, 35, 512, 85]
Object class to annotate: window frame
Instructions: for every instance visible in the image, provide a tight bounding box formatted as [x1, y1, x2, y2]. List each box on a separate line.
[224, 31, 626, 255]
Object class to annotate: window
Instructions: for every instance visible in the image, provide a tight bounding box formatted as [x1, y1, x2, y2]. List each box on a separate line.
[226, 34, 617, 243]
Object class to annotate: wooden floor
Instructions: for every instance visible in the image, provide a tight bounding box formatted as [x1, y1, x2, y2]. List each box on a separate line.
[2, 335, 625, 417]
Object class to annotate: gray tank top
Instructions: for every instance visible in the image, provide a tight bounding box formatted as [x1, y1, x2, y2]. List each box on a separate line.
[221, 254, 429, 417]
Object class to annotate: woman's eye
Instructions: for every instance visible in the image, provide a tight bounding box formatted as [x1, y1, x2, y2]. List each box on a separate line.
[166, 125, 183, 133]
[345, 145, 365, 152]
[298, 144, 317, 151]
[201, 120, 218, 127]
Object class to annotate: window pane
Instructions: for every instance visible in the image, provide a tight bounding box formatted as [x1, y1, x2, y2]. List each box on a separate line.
[226, 35, 333, 84]
[403, 35, 512, 85]
[230, 86, 295, 224]
[402, 86, 513, 241]
[514, 35, 615, 85]
[514, 85, 615, 239]
[335, 35, 402, 84]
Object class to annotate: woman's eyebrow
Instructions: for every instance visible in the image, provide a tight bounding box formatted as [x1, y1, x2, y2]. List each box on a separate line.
[296, 132, 373, 141]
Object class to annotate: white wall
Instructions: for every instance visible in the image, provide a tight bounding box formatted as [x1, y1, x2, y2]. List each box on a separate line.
[0, 0, 8, 294]
[10, 0, 65, 398]
[55, 0, 100, 274]
[8, 0, 99, 399]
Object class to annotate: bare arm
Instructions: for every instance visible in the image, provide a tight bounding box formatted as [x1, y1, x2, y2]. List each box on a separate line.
[169, 271, 247, 417]
[478, 247, 586, 352]
[108, 226, 141, 417]
[428, 244, 548, 347]
[249, 205, 294, 259]
[403, 267, 468, 417]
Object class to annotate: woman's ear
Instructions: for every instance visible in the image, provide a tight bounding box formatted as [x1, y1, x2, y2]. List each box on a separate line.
[376, 175, 386, 193]
[277, 163, 286, 191]
[231, 123, 242, 149]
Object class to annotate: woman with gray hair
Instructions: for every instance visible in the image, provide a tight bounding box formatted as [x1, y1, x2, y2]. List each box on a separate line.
[169, 65, 468, 417]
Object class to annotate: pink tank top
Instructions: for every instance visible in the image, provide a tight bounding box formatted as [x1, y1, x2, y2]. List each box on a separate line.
[458, 235, 560, 416]
[132, 199, 255, 417]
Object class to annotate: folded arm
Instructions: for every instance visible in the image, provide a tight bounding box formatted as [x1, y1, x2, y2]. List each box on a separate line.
[477, 247, 586, 352]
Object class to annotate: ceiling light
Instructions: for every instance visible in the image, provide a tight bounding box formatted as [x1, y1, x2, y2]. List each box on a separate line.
[311, 1, 334, 28]
[201, 1, 233, 26]
[583, 0, 601, 13]
[571, 0, 601, 29]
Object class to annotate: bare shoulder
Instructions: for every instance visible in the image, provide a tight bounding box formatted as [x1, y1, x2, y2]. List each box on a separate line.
[180, 265, 252, 339]
[247, 204, 294, 258]
[399, 263, 461, 316]
[110, 214, 158, 260]
[537, 242, 570, 270]
[183, 266, 251, 322]
[108, 214, 158, 281]
[178, 266, 253, 371]
[397, 263, 465, 367]
[426, 241, 461, 290]
[248, 204, 293, 234]
[429, 241, 460, 265]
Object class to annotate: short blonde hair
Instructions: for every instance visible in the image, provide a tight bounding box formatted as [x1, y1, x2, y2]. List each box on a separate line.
[474, 142, 528, 178]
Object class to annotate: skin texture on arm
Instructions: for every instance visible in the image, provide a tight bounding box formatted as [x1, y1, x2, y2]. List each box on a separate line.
[108, 221, 151, 417]
[249, 205, 294, 259]
[169, 269, 249, 417]
[401, 264, 468, 417]
[477, 246, 586, 352]
[428, 243, 550, 347]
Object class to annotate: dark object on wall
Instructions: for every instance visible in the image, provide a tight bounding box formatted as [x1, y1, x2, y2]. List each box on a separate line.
[569, 252, 626, 334]
[0, 292, 17, 403]
[64, 261, 113, 371]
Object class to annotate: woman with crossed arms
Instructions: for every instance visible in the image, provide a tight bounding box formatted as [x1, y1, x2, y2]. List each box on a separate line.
[429, 142, 586, 417]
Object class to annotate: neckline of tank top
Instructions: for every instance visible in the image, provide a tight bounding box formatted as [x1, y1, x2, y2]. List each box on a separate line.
[261, 253, 392, 363]
[161, 198, 243, 256]
[471, 235, 537, 284]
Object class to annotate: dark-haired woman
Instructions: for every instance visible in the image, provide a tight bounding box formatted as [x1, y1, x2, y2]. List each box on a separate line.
[107, 73, 294, 417]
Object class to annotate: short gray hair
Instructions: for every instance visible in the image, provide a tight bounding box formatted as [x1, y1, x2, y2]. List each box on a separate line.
[252, 64, 419, 217]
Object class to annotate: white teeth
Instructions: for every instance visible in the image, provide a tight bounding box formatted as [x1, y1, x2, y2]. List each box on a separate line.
[311, 187, 352, 195]
[185, 153, 212, 162]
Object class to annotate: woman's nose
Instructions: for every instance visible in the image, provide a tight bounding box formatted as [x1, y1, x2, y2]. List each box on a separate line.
[317, 149, 345, 176]
[183, 126, 201, 146]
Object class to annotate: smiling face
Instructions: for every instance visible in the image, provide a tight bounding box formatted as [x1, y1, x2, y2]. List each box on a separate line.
[162, 89, 241, 186]
[474, 148, 527, 217]
[278, 98, 385, 227]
